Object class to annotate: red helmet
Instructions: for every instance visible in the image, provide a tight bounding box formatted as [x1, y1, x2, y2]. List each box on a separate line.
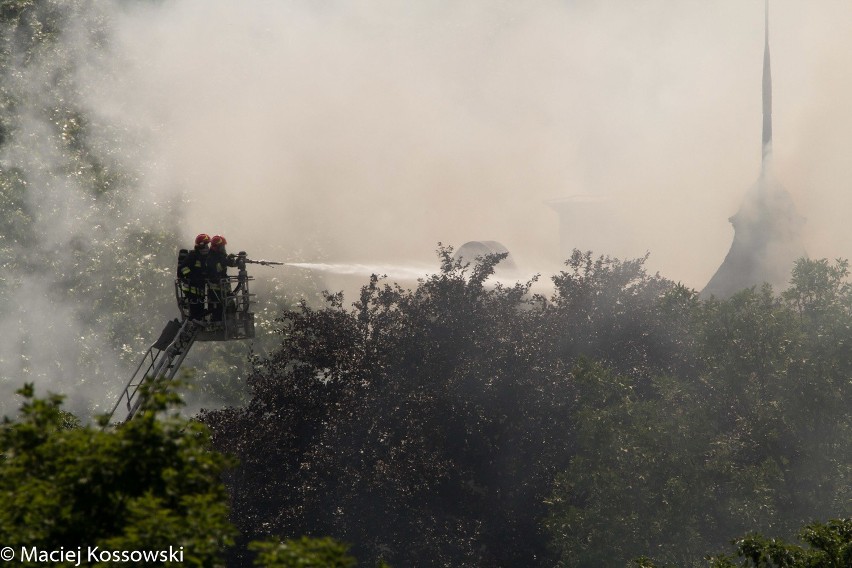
[195, 233, 211, 247]
[210, 235, 227, 251]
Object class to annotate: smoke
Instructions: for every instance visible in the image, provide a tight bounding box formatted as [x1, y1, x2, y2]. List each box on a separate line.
[5, 0, 852, 414]
[0, 1, 177, 418]
[90, 0, 852, 292]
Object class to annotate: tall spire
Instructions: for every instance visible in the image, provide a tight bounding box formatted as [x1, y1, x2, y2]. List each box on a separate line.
[700, 0, 806, 299]
[762, 0, 772, 166]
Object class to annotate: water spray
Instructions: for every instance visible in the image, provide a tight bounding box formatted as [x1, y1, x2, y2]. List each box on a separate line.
[285, 262, 436, 280]
[284, 262, 544, 291]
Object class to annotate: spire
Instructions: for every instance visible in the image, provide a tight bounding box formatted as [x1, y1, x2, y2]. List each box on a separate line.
[700, 0, 806, 300]
[762, 0, 772, 166]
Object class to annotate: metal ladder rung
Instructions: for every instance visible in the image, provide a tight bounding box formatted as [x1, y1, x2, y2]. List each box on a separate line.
[104, 319, 199, 426]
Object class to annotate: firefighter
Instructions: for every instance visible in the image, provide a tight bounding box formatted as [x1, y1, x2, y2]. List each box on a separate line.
[179, 233, 211, 320]
[206, 235, 238, 322]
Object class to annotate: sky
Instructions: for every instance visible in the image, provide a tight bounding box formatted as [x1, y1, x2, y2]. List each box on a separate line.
[94, 0, 852, 290]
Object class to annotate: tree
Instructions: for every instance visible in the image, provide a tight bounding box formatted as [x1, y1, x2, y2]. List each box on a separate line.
[203, 248, 581, 566]
[197, 248, 850, 567]
[545, 359, 715, 567]
[201, 248, 699, 566]
[249, 537, 358, 568]
[0, 0, 181, 416]
[707, 519, 852, 568]
[0, 381, 237, 566]
[547, 259, 852, 567]
[549, 251, 690, 379]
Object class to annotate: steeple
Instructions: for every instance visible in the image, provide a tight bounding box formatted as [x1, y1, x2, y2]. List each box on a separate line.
[762, 0, 772, 166]
[701, 0, 806, 299]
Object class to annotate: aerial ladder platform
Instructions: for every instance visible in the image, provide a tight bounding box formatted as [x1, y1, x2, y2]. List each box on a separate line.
[105, 253, 276, 425]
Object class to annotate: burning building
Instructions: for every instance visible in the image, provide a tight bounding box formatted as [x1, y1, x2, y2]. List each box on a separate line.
[701, 1, 806, 299]
[453, 240, 518, 273]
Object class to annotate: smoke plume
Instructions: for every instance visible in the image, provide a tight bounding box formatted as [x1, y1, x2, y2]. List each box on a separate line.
[5, 0, 852, 415]
[100, 0, 852, 287]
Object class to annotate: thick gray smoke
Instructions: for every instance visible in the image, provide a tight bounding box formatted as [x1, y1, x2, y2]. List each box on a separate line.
[0, 1, 178, 418]
[100, 0, 852, 286]
[4, 0, 852, 416]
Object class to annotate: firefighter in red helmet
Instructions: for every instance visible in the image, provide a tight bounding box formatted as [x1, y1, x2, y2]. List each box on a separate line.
[206, 235, 238, 322]
[179, 233, 211, 320]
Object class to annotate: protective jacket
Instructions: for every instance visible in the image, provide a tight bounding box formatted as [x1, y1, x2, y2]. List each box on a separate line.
[205, 250, 237, 322]
[179, 249, 209, 295]
[206, 250, 237, 285]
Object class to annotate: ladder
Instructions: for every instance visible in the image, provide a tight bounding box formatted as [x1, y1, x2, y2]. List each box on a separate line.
[106, 252, 264, 426]
[105, 318, 200, 424]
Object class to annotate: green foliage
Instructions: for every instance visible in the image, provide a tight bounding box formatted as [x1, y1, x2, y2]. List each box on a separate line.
[201, 248, 698, 566]
[204, 246, 578, 566]
[545, 360, 714, 566]
[0, 0, 182, 413]
[211, 249, 849, 567]
[547, 258, 852, 567]
[0, 383, 237, 566]
[708, 519, 852, 568]
[181, 274, 320, 411]
[551, 251, 684, 372]
[249, 536, 358, 568]
[198, 250, 847, 567]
